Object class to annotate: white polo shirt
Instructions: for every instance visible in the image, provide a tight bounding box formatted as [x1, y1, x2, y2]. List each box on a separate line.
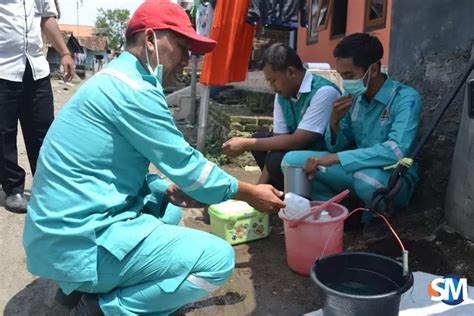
[0, 0, 58, 82]
[273, 71, 340, 135]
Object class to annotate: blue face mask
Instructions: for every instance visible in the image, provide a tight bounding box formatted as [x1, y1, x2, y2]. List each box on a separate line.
[342, 62, 376, 97]
[144, 32, 163, 87]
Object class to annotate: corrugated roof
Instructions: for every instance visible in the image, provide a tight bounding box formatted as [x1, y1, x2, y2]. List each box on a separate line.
[78, 36, 108, 52]
[59, 24, 96, 37]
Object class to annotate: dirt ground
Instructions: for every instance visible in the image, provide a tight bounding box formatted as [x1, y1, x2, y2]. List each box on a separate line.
[1, 78, 473, 316]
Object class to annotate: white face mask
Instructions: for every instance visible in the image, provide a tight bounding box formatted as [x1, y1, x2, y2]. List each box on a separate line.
[342, 61, 378, 97]
[144, 31, 163, 86]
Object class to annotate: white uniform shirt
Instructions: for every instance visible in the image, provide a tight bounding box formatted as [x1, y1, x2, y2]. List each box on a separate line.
[273, 71, 340, 135]
[0, 0, 58, 82]
[196, 2, 215, 37]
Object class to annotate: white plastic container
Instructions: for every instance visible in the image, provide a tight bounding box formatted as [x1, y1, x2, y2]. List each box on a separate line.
[282, 192, 311, 220]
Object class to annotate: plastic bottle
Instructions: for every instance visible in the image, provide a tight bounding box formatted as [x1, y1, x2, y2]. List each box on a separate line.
[283, 192, 311, 220]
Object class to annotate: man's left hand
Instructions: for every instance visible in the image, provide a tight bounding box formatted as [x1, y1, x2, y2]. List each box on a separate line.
[222, 137, 250, 158]
[166, 184, 207, 208]
[61, 54, 75, 82]
[304, 154, 340, 180]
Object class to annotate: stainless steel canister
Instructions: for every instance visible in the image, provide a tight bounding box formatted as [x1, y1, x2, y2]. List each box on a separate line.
[283, 166, 312, 199]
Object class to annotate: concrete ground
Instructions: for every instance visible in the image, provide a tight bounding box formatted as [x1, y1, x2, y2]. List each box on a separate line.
[2, 77, 473, 316]
[0, 79, 320, 316]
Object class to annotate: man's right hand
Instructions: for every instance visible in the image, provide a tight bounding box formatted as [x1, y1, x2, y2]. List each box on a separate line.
[234, 182, 285, 214]
[61, 54, 75, 82]
[330, 96, 353, 133]
[221, 137, 250, 158]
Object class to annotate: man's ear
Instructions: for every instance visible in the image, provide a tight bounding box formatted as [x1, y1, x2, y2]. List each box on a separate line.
[286, 66, 298, 78]
[144, 29, 156, 50]
[371, 62, 382, 77]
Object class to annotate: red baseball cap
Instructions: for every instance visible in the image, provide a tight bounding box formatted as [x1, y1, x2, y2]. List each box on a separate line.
[126, 0, 216, 55]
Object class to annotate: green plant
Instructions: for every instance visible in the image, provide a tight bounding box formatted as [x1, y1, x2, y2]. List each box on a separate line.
[95, 9, 130, 51]
[205, 142, 231, 165]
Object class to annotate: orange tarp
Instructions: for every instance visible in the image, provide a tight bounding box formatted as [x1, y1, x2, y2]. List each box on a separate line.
[200, 0, 255, 86]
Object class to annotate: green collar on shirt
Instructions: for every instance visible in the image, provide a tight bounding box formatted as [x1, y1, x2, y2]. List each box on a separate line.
[372, 75, 397, 105]
[118, 51, 150, 76]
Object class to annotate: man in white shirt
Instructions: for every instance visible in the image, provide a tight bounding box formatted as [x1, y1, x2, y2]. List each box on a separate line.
[0, 0, 74, 213]
[222, 44, 340, 191]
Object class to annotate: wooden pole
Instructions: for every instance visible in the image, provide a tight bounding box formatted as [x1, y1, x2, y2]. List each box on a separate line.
[189, 54, 198, 125]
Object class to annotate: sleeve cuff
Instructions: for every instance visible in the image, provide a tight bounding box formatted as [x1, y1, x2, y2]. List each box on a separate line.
[228, 176, 239, 200]
[337, 150, 361, 174]
[146, 173, 172, 204]
[297, 124, 325, 135]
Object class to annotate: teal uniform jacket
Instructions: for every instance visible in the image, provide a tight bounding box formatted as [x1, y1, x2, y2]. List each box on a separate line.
[23, 52, 239, 286]
[327, 76, 421, 180]
[282, 75, 422, 213]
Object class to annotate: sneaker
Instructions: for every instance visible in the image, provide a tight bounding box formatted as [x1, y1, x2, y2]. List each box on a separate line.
[5, 193, 28, 213]
[55, 288, 85, 307]
[69, 294, 104, 316]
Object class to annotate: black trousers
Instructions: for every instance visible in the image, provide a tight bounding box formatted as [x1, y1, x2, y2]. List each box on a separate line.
[0, 61, 54, 195]
[250, 131, 286, 191]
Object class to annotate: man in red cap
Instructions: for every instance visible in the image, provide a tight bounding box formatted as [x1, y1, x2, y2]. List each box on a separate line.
[23, 1, 285, 315]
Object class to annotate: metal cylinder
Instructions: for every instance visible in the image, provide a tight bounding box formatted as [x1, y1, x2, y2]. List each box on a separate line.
[283, 166, 312, 199]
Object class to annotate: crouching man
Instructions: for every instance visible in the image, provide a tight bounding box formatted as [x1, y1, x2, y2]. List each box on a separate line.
[23, 1, 285, 315]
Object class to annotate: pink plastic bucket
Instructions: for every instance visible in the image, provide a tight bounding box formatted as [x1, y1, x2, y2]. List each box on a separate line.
[278, 201, 348, 275]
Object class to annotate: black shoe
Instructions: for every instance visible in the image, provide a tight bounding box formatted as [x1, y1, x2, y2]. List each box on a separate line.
[55, 288, 85, 307]
[5, 193, 28, 213]
[69, 294, 104, 316]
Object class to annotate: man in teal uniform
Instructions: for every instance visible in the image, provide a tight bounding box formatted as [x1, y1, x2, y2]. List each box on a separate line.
[222, 43, 340, 192]
[283, 33, 421, 218]
[22, 1, 285, 315]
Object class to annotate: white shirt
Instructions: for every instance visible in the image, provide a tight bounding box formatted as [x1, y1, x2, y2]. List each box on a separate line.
[196, 2, 215, 37]
[0, 0, 58, 82]
[273, 71, 340, 135]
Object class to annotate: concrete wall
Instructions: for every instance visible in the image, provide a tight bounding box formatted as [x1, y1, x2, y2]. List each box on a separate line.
[445, 71, 474, 240]
[388, 0, 473, 211]
[297, 0, 392, 67]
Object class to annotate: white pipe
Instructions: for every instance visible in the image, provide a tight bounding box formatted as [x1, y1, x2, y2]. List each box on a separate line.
[197, 85, 211, 152]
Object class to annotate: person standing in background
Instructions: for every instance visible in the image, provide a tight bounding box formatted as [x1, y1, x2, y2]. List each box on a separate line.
[0, 0, 75, 213]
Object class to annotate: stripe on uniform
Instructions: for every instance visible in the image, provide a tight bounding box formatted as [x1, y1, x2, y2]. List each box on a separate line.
[187, 274, 220, 292]
[353, 171, 385, 189]
[99, 68, 141, 90]
[182, 161, 215, 192]
[385, 140, 404, 159]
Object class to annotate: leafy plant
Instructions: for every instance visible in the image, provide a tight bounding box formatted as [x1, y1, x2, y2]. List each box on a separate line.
[205, 142, 231, 165]
[95, 9, 130, 51]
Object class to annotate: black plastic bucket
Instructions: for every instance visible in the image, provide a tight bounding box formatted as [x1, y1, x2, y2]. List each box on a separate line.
[311, 252, 413, 316]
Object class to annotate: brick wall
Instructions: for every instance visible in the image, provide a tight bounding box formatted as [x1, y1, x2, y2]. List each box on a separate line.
[207, 102, 273, 142]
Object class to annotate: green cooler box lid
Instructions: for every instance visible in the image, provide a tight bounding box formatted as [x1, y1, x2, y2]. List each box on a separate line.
[208, 200, 259, 221]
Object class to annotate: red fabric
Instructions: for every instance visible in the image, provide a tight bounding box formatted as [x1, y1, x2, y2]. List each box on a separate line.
[126, 0, 216, 54]
[200, 0, 255, 86]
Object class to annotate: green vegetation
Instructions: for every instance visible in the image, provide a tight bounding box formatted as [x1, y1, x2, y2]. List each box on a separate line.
[95, 9, 130, 51]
